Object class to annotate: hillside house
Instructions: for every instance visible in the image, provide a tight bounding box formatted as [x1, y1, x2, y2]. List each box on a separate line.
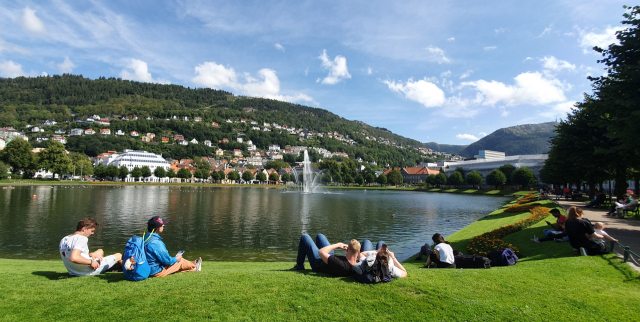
[233, 149, 242, 157]
[101, 129, 111, 135]
[84, 129, 95, 135]
[130, 131, 139, 137]
[204, 140, 212, 147]
[115, 130, 125, 136]
[161, 137, 169, 143]
[212, 122, 219, 127]
[70, 128, 83, 136]
[173, 135, 184, 141]
[215, 148, 224, 156]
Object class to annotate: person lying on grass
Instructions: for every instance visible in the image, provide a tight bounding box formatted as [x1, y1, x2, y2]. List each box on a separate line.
[565, 206, 608, 256]
[59, 217, 123, 276]
[290, 234, 360, 277]
[143, 216, 202, 277]
[422, 233, 456, 268]
[360, 240, 407, 278]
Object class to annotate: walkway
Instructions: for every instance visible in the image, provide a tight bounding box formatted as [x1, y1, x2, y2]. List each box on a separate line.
[555, 199, 640, 271]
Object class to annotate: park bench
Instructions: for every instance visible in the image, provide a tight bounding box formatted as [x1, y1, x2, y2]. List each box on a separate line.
[622, 207, 640, 219]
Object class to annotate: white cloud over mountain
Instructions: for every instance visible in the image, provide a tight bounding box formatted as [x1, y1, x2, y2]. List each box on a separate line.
[461, 72, 567, 106]
[456, 133, 480, 141]
[57, 57, 76, 73]
[120, 59, 169, 84]
[0, 60, 26, 77]
[383, 78, 446, 108]
[317, 49, 351, 85]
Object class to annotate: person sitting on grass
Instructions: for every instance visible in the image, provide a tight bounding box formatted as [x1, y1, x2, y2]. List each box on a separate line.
[532, 209, 568, 243]
[59, 217, 123, 276]
[591, 222, 618, 245]
[144, 216, 202, 277]
[360, 240, 407, 278]
[565, 206, 608, 256]
[422, 233, 455, 268]
[290, 234, 360, 277]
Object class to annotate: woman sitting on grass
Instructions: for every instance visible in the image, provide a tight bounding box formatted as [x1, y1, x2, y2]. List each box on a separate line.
[423, 233, 456, 268]
[564, 206, 608, 256]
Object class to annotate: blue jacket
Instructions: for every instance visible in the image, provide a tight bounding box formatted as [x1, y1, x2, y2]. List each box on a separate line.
[143, 232, 177, 276]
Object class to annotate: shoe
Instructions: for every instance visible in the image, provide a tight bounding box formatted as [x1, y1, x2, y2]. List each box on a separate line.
[289, 264, 305, 271]
[531, 235, 539, 243]
[194, 257, 202, 271]
[579, 247, 588, 256]
[554, 238, 562, 242]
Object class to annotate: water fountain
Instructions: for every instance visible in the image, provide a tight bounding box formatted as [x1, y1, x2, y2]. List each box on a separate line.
[284, 150, 325, 193]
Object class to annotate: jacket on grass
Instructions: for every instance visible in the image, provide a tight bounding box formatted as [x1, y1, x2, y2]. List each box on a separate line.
[143, 232, 177, 276]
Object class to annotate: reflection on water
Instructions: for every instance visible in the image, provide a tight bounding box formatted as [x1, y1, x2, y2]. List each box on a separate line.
[0, 186, 510, 262]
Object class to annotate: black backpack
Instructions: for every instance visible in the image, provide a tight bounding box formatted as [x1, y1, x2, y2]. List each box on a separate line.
[487, 248, 518, 267]
[356, 259, 392, 284]
[454, 255, 491, 269]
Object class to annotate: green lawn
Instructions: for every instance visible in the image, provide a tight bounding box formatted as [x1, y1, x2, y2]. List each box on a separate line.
[1, 199, 638, 321]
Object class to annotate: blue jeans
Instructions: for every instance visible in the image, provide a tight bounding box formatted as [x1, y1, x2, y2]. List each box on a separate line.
[361, 240, 385, 252]
[295, 234, 334, 271]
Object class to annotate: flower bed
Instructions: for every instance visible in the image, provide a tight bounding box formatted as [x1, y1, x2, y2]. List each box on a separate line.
[515, 193, 538, 204]
[504, 203, 540, 213]
[467, 206, 550, 256]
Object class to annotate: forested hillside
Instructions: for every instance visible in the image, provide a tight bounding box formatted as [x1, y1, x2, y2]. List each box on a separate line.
[456, 122, 558, 157]
[0, 75, 427, 167]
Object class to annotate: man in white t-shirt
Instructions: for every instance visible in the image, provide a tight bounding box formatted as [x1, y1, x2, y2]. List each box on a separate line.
[59, 218, 123, 276]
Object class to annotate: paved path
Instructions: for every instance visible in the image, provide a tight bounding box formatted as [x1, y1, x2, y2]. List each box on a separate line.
[555, 199, 640, 271]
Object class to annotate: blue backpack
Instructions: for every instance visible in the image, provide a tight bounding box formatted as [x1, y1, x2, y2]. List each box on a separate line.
[123, 231, 153, 281]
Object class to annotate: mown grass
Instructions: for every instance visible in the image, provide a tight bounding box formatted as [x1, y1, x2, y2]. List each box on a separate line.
[1, 199, 638, 321]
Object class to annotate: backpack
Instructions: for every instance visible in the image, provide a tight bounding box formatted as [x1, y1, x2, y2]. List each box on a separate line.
[354, 253, 393, 284]
[487, 248, 518, 267]
[123, 232, 153, 281]
[454, 255, 491, 269]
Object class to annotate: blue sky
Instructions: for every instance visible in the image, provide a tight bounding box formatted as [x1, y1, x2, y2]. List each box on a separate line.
[0, 1, 629, 144]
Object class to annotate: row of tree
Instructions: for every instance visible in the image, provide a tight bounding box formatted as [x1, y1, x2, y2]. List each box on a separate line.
[539, 6, 640, 198]
[0, 139, 93, 179]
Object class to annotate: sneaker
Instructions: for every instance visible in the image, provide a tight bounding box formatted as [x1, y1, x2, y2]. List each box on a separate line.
[579, 247, 588, 256]
[194, 257, 202, 271]
[289, 264, 305, 271]
[531, 235, 539, 243]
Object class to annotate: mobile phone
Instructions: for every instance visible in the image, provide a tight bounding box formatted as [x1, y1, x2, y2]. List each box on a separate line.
[176, 251, 185, 257]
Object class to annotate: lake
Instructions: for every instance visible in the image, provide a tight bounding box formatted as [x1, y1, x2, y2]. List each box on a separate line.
[0, 185, 511, 262]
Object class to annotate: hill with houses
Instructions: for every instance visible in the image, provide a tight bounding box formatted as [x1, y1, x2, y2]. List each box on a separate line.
[0, 75, 444, 169]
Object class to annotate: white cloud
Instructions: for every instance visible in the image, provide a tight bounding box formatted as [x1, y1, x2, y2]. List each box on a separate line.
[192, 61, 315, 104]
[317, 49, 351, 85]
[304, 67, 309, 76]
[57, 56, 77, 73]
[539, 101, 576, 118]
[537, 25, 552, 38]
[41, 71, 48, 76]
[447, 37, 455, 41]
[20, 7, 45, 33]
[460, 70, 473, 79]
[367, 67, 372, 75]
[274, 43, 285, 52]
[120, 59, 169, 84]
[495, 28, 507, 34]
[435, 96, 482, 118]
[479, 132, 487, 137]
[540, 56, 575, 72]
[0, 38, 30, 55]
[0, 60, 27, 78]
[456, 134, 480, 141]
[579, 26, 624, 52]
[440, 70, 451, 78]
[484, 46, 496, 52]
[383, 78, 446, 108]
[461, 72, 567, 106]
[425, 46, 451, 64]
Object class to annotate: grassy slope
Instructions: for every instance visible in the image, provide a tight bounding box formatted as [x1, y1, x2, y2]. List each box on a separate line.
[1, 200, 638, 321]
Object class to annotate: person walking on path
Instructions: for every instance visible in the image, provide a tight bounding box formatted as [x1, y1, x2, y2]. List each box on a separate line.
[144, 216, 202, 277]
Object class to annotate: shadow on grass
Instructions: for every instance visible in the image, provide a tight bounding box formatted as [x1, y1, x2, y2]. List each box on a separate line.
[32, 271, 73, 280]
[274, 269, 359, 283]
[603, 254, 640, 282]
[94, 272, 126, 283]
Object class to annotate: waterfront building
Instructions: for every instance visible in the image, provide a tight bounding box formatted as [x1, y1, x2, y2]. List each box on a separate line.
[440, 153, 548, 184]
[94, 150, 170, 182]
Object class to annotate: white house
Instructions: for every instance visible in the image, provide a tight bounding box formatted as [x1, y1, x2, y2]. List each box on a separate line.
[190, 138, 199, 145]
[69, 128, 83, 136]
[85, 129, 95, 135]
[101, 129, 111, 135]
[179, 140, 188, 146]
[130, 131, 139, 137]
[251, 126, 260, 130]
[94, 149, 171, 183]
[237, 138, 243, 143]
[115, 130, 125, 136]
[204, 140, 212, 147]
[31, 127, 41, 133]
[52, 135, 66, 144]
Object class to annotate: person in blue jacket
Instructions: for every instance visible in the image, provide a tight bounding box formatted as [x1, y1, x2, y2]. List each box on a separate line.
[144, 216, 202, 277]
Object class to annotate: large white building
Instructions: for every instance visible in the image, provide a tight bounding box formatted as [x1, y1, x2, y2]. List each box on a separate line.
[441, 154, 548, 184]
[94, 150, 170, 182]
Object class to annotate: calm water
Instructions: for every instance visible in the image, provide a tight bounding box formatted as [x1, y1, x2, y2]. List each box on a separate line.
[0, 185, 510, 262]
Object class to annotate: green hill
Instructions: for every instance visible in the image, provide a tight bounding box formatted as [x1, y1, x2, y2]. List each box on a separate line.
[422, 142, 468, 154]
[0, 75, 428, 167]
[456, 122, 558, 157]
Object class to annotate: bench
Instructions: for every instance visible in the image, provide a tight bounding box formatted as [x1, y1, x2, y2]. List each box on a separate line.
[622, 207, 640, 219]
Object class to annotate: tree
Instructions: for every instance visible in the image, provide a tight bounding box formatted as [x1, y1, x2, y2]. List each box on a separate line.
[256, 172, 267, 182]
[131, 167, 142, 181]
[177, 168, 192, 179]
[364, 173, 375, 185]
[486, 169, 507, 189]
[153, 166, 166, 179]
[434, 173, 447, 186]
[141, 166, 152, 180]
[194, 169, 209, 181]
[376, 174, 387, 185]
[387, 169, 403, 185]
[343, 173, 354, 184]
[466, 170, 483, 186]
[499, 164, 516, 185]
[318, 159, 342, 177]
[447, 171, 464, 187]
[355, 174, 365, 185]
[69, 153, 94, 176]
[118, 166, 129, 181]
[265, 160, 290, 171]
[106, 165, 119, 180]
[0, 139, 37, 175]
[37, 141, 73, 179]
[242, 170, 254, 182]
[280, 172, 290, 183]
[321, 172, 333, 184]
[210, 170, 220, 182]
[166, 169, 176, 178]
[454, 167, 466, 183]
[94, 164, 107, 179]
[269, 172, 280, 182]
[193, 157, 212, 171]
[218, 170, 226, 182]
[512, 167, 537, 189]
[228, 171, 240, 182]
[425, 174, 436, 186]
[341, 158, 358, 178]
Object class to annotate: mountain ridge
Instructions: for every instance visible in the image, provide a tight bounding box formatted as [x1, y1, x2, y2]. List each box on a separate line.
[455, 122, 558, 157]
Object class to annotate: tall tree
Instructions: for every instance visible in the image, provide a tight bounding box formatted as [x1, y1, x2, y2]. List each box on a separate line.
[376, 174, 387, 185]
[269, 172, 280, 182]
[118, 166, 129, 181]
[466, 170, 483, 186]
[131, 167, 142, 181]
[499, 164, 516, 185]
[447, 171, 464, 187]
[1, 139, 37, 175]
[387, 169, 403, 185]
[256, 172, 267, 182]
[486, 169, 507, 189]
[140, 166, 152, 180]
[177, 168, 192, 179]
[242, 170, 254, 182]
[513, 167, 537, 189]
[106, 165, 119, 180]
[153, 166, 166, 179]
[37, 141, 73, 179]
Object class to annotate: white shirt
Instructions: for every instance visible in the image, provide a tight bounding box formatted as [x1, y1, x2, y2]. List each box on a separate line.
[435, 243, 455, 264]
[59, 234, 94, 276]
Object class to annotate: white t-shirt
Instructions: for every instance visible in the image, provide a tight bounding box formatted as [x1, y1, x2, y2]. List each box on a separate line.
[358, 252, 404, 278]
[591, 229, 609, 244]
[435, 243, 455, 264]
[59, 234, 95, 276]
